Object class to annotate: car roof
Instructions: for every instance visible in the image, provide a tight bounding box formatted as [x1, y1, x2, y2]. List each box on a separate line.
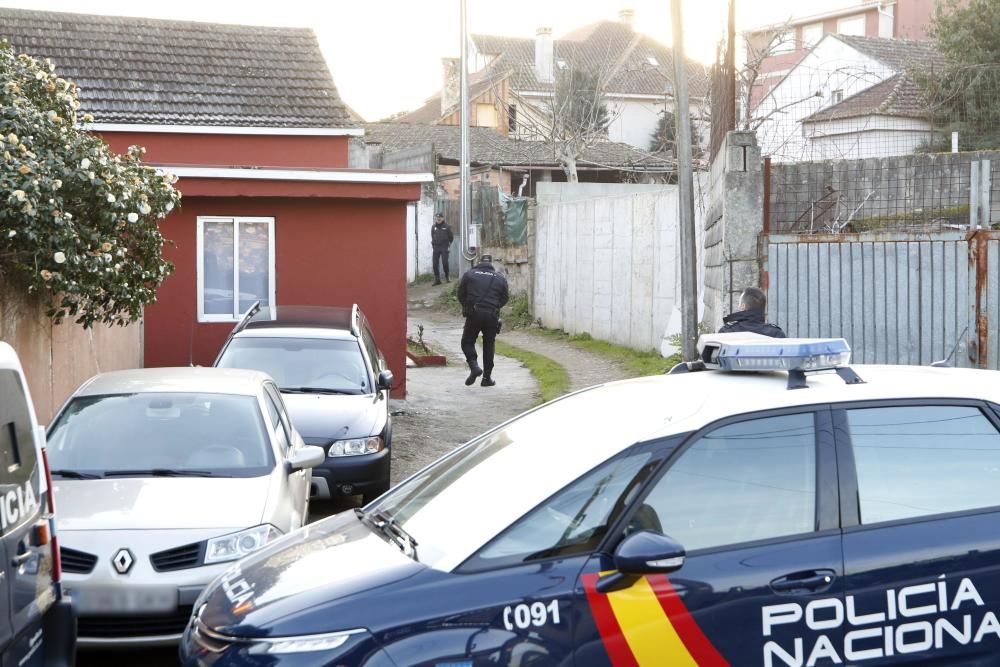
[560, 364, 1000, 448]
[245, 305, 357, 333]
[74, 367, 272, 397]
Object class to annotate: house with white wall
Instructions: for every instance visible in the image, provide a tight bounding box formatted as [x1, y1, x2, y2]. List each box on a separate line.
[756, 34, 944, 162]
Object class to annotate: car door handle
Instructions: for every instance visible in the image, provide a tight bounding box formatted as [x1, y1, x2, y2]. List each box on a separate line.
[11, 550, 31, 567]
[770, 570, 836, 593]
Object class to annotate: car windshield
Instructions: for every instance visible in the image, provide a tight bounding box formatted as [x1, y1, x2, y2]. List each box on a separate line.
[46, 392, 273, 478]
[217, 337, 371, 395]
[367, 380, 676, 571]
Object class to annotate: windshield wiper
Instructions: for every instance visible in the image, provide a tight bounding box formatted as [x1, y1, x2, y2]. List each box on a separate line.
[356, 508, 418, 559]
[49, 469, 102, 480]
[103, 468, 216, 478]
[281, 387, 360, 395]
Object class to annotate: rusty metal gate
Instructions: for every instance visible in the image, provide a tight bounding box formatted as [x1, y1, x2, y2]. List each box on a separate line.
[764, 231, 1000, 369]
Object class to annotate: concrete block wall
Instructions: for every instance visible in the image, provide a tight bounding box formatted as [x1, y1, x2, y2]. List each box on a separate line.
[702, 131, 765, 331]
[533, 184, 704, 353]
[0, 288, 141, 423]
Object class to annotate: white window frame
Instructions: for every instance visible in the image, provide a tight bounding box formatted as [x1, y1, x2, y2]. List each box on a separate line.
[196, 216, 276, 323]
[772, 30, 796, 54]
[801, 22, 823, 49]
[837, 14, 866, 36]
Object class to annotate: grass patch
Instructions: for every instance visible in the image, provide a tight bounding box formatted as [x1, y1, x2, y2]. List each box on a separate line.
[435, 281, 463, 316]
[502, 292, 534, 328]
[495, 340, 571, 405]
[535, 329, 682, 378]
[411, 273, 437, 285]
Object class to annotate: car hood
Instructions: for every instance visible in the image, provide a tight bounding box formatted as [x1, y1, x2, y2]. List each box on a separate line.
[281, 393, 384, 441]
[197, 510, 424, 637]
[54, 476, 271, 531]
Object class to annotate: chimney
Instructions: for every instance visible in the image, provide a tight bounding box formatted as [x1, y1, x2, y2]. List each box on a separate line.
[441, 57, 460, 116]
[535, 27, 554, 84]
[618, 8, 635, 28]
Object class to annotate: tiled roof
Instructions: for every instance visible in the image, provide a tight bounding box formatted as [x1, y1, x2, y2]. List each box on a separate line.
[472, 21, 710, 98]
[0, 8, 355, 128]
[364, 122, 675, 171]
[801, 37, 945, 123]
[831, 34, 946, 73]
[802, 74, 931, 122]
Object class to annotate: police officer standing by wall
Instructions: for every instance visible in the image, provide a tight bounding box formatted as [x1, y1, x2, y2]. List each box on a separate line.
[458, 254, 509, 387]
[431, 213, 454, 285]
[719, 287, 786, 337]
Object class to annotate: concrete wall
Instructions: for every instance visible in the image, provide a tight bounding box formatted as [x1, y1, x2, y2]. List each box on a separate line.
[703, 131, 765, 331]
[770, 150, 1000, 232]
[480, 201, 536, 299]
[533, 183, 705, 354]
[0, 290, 141, 423]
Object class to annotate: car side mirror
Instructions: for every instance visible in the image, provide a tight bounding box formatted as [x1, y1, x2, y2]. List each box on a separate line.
[377, 370, 394, 391]
[596, 530, 686, 594]
[287, 445, 325, 473]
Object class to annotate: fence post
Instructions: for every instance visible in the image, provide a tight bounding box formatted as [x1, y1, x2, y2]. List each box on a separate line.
[980, 160, 991, 229]
[970, 160, 981, 229]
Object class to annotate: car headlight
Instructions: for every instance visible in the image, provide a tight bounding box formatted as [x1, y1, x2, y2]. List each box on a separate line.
[247, 628, 368, 655]
[327, 436, 383, 457]
[205, 525, 282, 565]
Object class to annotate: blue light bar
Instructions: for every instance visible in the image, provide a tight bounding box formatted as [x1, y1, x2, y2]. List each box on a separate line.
[698, 334, 852, 373]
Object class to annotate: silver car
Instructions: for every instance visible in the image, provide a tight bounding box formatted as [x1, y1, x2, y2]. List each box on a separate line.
[44, 367, 324, 647]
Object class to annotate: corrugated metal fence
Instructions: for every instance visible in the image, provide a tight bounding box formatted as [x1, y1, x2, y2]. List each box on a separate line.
[765, 231, 1000, 368]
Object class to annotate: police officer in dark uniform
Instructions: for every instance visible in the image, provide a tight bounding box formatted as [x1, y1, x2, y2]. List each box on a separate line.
[431, 213, 455, 285]
[719, 287, 786, 337]
[458, 254, 509, 387]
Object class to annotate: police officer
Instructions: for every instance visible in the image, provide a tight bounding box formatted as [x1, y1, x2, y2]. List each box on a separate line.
[719, 287, 786, 337]
[458, 254, 509, 387]
[431, 213, 454, 285]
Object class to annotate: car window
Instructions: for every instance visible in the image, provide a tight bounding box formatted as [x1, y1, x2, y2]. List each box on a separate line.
[263, 389, 290, 453]
[463, 451, 658, 571]
[640, 412, 817, 552]
[46, 392, 274, 477]
[0, 369, 39, 489]
[217, 337, 371, 394]
[362, 325, 381, 373]
[847, 405, 1000, 524]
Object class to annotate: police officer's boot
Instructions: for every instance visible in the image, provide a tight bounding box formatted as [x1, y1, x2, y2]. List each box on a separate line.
[481, 374, 496, 387]
[465, 361, 483, 386]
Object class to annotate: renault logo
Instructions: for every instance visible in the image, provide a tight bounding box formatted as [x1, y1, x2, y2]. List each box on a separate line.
[112, 549, 134, 575]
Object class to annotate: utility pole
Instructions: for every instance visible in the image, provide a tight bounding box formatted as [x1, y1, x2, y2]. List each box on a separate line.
[459, 0, 474, 269]
[671, 0, 698, 361]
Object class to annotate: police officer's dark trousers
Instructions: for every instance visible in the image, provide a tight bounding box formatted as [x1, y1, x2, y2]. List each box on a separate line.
[432, 248, 450, 282]
[461, 309, 499, 376]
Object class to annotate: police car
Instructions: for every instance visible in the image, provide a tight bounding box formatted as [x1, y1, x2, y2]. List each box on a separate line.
[181, 334, 1000, 666]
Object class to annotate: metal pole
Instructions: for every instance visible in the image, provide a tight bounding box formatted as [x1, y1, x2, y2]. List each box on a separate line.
[672, 0, 698, 361]
[459, 0, 474, 267]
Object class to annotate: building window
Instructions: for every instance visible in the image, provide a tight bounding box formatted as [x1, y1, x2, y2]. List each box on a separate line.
[508, 104, 517, 135]
[475, 103, 498, 128]
[772, 30, 796, 54]
[801, 22, 823, 49]
[837, 14, 866, 36]
[197, 216, 275, 322]
[831, 89, 844, 104]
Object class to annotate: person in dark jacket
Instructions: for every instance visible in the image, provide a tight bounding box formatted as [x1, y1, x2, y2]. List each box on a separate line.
[431, 213, 455, 285]
[458, 255, 509, 387]
[719, 287, 786, 337]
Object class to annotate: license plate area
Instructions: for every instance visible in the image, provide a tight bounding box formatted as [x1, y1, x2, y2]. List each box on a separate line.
[68, 586, 177, 614]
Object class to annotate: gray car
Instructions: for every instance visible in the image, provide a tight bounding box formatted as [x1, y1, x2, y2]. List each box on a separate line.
[45, 367, 324, 647]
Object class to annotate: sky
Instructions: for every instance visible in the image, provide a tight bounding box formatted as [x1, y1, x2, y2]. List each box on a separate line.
[0, 0, 853, 121]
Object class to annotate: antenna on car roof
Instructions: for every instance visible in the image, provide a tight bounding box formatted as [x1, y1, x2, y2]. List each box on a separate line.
[187, 321, 196, 367]
[931, 326, 969, 368]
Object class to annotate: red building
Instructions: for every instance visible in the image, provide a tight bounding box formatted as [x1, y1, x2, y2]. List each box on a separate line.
[1, 8, 430, 394]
